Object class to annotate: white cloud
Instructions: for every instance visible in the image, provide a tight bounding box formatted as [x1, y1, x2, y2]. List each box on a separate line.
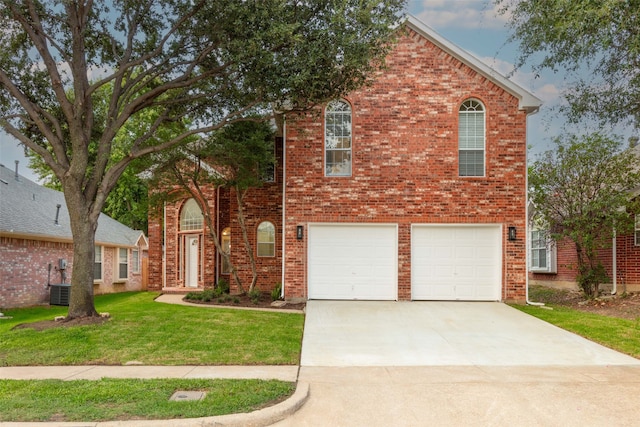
[408, 0, 509, 30]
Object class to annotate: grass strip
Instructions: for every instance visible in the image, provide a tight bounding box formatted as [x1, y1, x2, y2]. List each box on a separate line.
[0, 292, 304, 366]
[512, 304, 640, 359]
[0, 378, 294, 422]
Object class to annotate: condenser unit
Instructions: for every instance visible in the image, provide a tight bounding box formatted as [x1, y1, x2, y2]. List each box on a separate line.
[50, 284, 70, 306]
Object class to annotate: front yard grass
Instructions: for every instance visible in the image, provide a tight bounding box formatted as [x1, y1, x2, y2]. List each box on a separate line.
[512, 304, 640, 359]
[0, 292, 303, 422]
[0, 291, 304, 366]
[0, 378, 294, 422]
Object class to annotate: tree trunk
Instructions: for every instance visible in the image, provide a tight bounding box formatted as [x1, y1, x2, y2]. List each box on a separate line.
[64, 186, 100, 319]
[235, 187, 258, 292]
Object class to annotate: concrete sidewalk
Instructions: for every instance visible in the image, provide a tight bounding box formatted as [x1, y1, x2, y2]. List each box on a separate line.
[0, 365, 298, 381]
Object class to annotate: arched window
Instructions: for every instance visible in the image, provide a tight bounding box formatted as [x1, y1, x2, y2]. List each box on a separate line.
[221, 227, 231, 274]
[458, 99, 485, 177]
[257, 221, 275, 257]
[180, 198, 203, 231]
[325, 99, 352, 176]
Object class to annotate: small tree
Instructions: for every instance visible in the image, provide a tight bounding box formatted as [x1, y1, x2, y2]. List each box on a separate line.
[153, 120, 275, 294]
[529, 133, 640, 298]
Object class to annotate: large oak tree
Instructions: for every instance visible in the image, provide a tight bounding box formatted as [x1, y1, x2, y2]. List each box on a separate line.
[0, 0, 405, 318]
[497, 0, 640, 127]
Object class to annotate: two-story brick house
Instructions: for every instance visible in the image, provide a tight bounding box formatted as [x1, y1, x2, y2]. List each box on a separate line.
[148, 16, 542, 303]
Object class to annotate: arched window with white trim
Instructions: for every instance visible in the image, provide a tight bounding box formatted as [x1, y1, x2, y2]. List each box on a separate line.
[257, 221, 275, 257]
[458, 99, 485, 177]
[325, 99, 352, 176]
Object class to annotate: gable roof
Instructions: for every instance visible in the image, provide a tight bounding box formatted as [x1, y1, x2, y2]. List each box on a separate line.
[406, 15, 542, 114]
[0, 163, 144, 248]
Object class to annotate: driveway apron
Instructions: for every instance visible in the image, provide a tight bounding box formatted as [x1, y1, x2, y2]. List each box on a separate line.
[300, 300, 640, 367]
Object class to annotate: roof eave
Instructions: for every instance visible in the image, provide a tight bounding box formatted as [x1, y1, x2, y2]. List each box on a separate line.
[405, 15, 542, 114]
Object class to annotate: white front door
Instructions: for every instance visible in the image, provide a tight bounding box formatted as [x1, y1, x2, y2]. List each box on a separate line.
[185, 235, 199, 287]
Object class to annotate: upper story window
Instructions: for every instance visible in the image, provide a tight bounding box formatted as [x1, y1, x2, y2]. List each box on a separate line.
[257, 221, 275, 257]
[180, 198, 203, 231]
[459, 99, 485, 177]
[635, 215, 640, 246]
[325, 99, 352, 176]
[261, 140, 276, 183]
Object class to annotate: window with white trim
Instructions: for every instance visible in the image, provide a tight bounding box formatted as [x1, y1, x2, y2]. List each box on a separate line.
[459, 99, 485, 177]
[257, 221, 275, 257]
[325, 99, 352, 176]
[117, 248, 128, 280]
[132, 248, 140, 274]
[635, 215, 640, 246]
[180, 198, 204, 231]
[221, 227, 231, 274]
[94, 246, 103, 281]
[530, 229, 557, 273]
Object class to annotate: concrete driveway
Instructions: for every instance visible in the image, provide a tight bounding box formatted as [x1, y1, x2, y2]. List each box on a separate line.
[300, 301, 640, 366]
[271, 301, 640, 426]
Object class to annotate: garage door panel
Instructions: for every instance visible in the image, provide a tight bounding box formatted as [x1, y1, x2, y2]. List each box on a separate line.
[412, 225, 501, 301]
[308, 224, 397, 300]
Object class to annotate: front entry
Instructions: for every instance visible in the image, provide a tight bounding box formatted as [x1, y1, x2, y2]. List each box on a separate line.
[185, 235, 199, 287]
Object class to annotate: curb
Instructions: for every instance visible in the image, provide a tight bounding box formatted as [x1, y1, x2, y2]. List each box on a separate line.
[0, 382, 310, 427]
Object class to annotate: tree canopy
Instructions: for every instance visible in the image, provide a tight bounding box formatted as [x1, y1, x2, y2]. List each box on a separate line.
[529, 133, 640, 297]
[497, 0, 640, 128]
[0, 0, 405, 317]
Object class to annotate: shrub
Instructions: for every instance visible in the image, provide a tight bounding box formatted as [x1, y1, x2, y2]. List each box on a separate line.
[185, 292, 202, 301]
[271, 283, 282, 301]
[217, 278, 230, 295]
[248, 288, 261, 305]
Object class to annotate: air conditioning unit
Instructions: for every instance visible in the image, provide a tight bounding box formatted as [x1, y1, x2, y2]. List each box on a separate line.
[50, 284, 70, 306]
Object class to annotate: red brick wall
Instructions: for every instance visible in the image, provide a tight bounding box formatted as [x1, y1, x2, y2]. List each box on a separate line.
[531, 233, 640, 292]
[283, 28, 529, 301]
[148, 139, 284, 295]
[1, 236, 142, 308]
[0, 237, 74, 308]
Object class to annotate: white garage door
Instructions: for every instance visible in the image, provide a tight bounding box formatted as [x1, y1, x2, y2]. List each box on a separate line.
[411, 225, 501, 301]
[308, 224, 397, 300]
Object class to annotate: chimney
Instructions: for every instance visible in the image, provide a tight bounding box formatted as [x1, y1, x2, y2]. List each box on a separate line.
[14, 160, 19, 181]
[54, 204, 61, 225]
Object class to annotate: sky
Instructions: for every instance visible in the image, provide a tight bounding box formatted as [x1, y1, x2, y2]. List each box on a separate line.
[0, 0, 622, 183]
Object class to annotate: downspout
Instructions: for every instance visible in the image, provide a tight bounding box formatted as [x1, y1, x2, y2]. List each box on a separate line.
[163, 201, 167, 289]
[281, 116, 287, 299]
[525, 107, 544, 306]
[612, 228, 617, 295]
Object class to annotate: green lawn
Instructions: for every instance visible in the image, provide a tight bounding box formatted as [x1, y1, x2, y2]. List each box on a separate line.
[0, 292, 303, 422]
[512, 304, 640, 359]
[0, 378, 294, 422]
[0, 291, 304, 366]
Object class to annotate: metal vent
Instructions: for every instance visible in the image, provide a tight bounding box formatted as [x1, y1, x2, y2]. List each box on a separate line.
[50, 284, 70, 306]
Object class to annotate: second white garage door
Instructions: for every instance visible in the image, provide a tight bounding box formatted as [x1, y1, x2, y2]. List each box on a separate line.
[411, 225, 502, 301]
[308, 224, 397, 300]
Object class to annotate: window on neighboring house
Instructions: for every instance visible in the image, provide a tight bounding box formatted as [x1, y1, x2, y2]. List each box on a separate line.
[180, 198, 204, 231]
[132, 248, 140, 274]
[530, 229, 557, 273]
[94, 246, 103, 281]
[221, 227, 231, 274]
[325, 99, 352, 176]
[635, 215, 640, 246]
[117, 248, 128, 280]
[459, 99, 485, 177]
[257, 221, 275, 257]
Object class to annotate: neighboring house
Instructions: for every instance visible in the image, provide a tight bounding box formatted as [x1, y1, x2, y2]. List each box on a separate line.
[0, 163, 148, 308]
[148, 16, 542, 303]
[529, 144, 640, 293]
